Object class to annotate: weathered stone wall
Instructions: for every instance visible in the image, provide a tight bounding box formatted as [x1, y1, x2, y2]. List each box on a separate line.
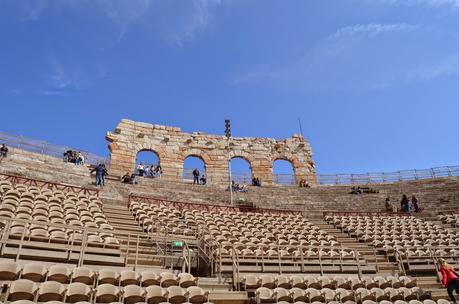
[106, 119, 316, 185]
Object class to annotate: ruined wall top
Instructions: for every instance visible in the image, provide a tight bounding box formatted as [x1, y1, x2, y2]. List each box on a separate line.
[106, 119, 316, 185]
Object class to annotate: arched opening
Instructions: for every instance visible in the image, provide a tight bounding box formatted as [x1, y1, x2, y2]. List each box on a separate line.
[273, 159, 295, 185]
[183, 155, 206, 184]
[230, 157, 252, 185]
[135, 150, 160, 177]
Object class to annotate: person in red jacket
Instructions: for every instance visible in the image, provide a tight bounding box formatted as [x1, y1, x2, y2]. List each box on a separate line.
[439, 258, 459, 303]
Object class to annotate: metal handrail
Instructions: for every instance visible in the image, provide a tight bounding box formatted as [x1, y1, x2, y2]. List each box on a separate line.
[0, 215, 192, 270]
[0, 131, 107, 166]
[0, 172, 99, 197]
[231, 246, 240, 291]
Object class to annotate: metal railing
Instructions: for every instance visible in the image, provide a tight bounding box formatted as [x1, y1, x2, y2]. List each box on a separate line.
[0, 131, 107, 166]
[2, 130, 458, 186]
[317, 166, 459, 185]
[0, 215, 196, 271]
[213, 243, 366, 280]
[129, 194, 302, 215]
[0, 172, 99, 197]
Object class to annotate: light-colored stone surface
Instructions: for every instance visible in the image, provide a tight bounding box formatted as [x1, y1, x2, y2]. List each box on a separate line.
[106, 119, 317, 185]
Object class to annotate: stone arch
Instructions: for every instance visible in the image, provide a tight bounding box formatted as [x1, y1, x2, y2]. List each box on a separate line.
[135, 149, 161, 176]
[229, 156, 253, 185]
[271, 154, 307, 185]
[179, 149, 211, 183]
[272, 157, 296, 185]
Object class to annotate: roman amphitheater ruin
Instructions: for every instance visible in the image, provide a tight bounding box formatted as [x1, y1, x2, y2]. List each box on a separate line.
[106, 119, 317, 185]
[0, 119, 457, 304]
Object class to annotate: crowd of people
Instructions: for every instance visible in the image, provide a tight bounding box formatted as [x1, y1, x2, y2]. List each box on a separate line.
[385, 194, 421, 213]
[136, 163, 162, 178]
[121, 172, 137, 185]
[0, 144, 8, 158]
[229, 180, 248, 192]
[350, 186, 379, 194]
[63, 150, 85, 166]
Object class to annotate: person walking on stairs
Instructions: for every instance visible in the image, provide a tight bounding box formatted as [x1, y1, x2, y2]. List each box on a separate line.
[439, 258, 459, 303]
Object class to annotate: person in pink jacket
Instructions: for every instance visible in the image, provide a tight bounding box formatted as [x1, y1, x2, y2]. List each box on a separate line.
[439, 258, 459, 303]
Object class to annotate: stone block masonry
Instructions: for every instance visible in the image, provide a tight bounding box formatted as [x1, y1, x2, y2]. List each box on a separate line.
[106, 119, 317, 186]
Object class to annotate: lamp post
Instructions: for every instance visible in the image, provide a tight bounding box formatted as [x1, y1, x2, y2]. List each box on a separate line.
[225, 119, 233, 206]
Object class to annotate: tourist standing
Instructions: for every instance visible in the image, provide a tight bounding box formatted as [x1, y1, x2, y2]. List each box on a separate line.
[0, 144, 8, 158]
[137, 163, 145, 176]
[411, 195, 420, 213]
[91, 164, 107, 187]
[192, 168, 200, 184]
[400, 194, 409, 213]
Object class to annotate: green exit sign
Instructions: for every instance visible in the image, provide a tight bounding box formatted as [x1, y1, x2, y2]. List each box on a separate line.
[172, 241, 184, 247]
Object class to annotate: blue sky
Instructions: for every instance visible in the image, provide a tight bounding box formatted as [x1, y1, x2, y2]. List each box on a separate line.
[1, 0, 459, 175]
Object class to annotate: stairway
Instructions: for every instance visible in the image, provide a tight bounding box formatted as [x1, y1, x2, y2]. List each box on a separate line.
[100, 197, 164, 268]
[312, 219, 400, 275]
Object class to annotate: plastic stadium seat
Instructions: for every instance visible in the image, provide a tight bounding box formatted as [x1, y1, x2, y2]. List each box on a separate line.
[48, 265, 72, 283]
[255, 287, 275, 303]
[96, 284, 121, 303]
[290, 288, 307, 302]
[186, 286, 209, 304]
[305, 288, 325, 303]
[98, 269, 120, 285]
[274, 287, 293, 302]
[65, 282, 92, 303]
[167, 286, 187, 304]
[141, 271, 161, 287]
[123, 285, 146, 304]
[21, 263, 47, 282]
[146, 285, 167, 304]
[242, 274, 260, 290]
[276, 275, 292, 289]
[0, 260, 21, 280]
[120, 269, 141, 286]
[160, 272, 178, 287]
[37, 281, 66, 302]
[178, 273, 198, 288]
[259, 274, 277, 289]
[290, 276, 307, 289]
[6, 279, 38, 301]
[9, 300, 36, 304]
[71, 267, 95, 285]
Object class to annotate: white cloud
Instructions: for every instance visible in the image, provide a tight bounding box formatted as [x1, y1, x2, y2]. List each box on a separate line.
[367, 0, 459, 8]
[46, 59, 90, 92]
[233, 23, 459, 90]
[333, 23, 420, 39]
[15, 0, 226, 45]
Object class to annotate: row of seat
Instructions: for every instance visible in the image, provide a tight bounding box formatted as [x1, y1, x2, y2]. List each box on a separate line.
[325, 215, 459, 251]
[438, 213, 459, 227]
[0, 180, 119, 245]
[0, 181, 101, 203]
[0, 261, 197, 287]
[264, 300, 449, 304]
[129, 202, 348, 262]
[254, 286, 429, 304]
[217, 247, 359, 259]
[129, 203, 195, 237]
[242, 275, 417, 290]
[3, 279, 209, 304]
